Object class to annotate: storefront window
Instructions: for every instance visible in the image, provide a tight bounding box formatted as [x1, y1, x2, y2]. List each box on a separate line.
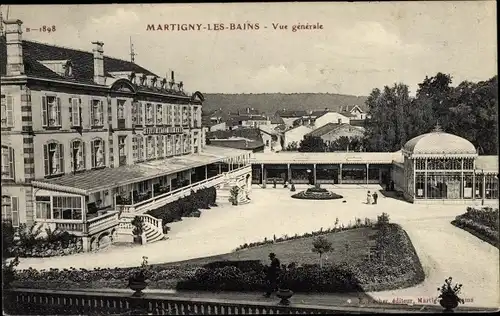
[485, 175, 499, 199]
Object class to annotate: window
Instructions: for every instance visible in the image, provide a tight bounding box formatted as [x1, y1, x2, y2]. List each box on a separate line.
[136, 136, 144, 162]
[70, 139, 86, 172]
[166, 135, 172, 156]
[145, 103, 154, 125]
[43, 141, 64, 176]
[1, 146, 14, 180]
[91, 99, 104, 127]
[463, 159, 474, 170]
[132, 102, 139, 126]
[42, 96, 62, 127]
[69, 98, 81, 127]
[415, 159, 426, 170]
[157, 135, 164, 158]
[35, 196, 51, 220]
[156, 104, 163, 125]
[1, 95, 14, 127]
[53, 196, 82, 220]
[1, 196, 19, 227]
[117, 100, 125, 119]
[137, 102, 144, 125]
[91, 138, 106, 168]
[118, 136, 127, 166]
[146, 136, 155, 159]
[163, 104, 170, 126]
[175, 135, 181, 154]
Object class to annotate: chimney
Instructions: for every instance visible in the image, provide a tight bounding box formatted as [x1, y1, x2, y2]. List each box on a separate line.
[4, 19, 25, 76]
[92, 41, 105, 85]
[171, 70, 175, 83]
[161, 78, 167, 89]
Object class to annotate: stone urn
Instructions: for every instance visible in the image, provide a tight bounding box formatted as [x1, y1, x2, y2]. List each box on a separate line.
[276, 289, 294, 306]
[129, 279, 147, 297]
[439, 294, 460, 312]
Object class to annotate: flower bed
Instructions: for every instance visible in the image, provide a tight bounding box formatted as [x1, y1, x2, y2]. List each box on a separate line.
[147, 187, 216, 224]
[451, 217, 499, 249]
[291, 188, 344, 200]
[3, 222, 83, 258]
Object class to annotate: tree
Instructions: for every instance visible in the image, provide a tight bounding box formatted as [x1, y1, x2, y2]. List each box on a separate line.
[311, 236, 333, 268]
[299, 136, 326, 152]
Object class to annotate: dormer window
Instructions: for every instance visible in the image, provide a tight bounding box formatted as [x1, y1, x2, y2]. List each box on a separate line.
[64, 60, 73, 77]
[140, 75, 147, 86]
[161, 78, 167, 90]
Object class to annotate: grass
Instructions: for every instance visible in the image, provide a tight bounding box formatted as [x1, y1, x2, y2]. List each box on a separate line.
[156, 227, 377, 269]
[12, 225, 424, 294]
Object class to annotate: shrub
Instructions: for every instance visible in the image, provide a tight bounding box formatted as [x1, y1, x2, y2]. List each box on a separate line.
[311, 236, 333, 268]
[2, 221, 16, 258]
[452, 216, 499, 248]
[2, 257, 19, 288]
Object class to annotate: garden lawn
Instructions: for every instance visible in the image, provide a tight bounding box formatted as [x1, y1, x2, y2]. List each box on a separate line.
[156, 227, 377, 269]
[12, 225, 424, 294]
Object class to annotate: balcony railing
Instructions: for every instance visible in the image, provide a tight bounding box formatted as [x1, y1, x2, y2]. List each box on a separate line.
[2, 288, 423, 315]
[116, 165, 251, 214]
[52, 211, 119, 236]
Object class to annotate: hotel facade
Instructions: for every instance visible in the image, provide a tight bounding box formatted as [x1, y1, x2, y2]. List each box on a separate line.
[1, 19, 252, 250]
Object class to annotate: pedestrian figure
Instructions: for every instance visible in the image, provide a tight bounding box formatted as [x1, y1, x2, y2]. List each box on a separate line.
[273, 179, 277, 188]
[366, 191, 372, 204]
[263, 252, 281, 298]
[372, 192, 378, 204]
[284, 180, 288, 188]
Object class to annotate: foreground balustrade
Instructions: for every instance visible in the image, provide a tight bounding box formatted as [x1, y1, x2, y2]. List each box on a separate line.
[3, 288, 416, 315]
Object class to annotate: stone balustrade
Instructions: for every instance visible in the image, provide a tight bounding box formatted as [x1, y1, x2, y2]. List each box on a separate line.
[3, 288, 420, 315]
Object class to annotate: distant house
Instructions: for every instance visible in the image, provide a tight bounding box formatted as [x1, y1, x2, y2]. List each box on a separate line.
[276, 110, 309, 128]
[283, 125, 314, 150]
[259, 125, 283, 152]
[208, 138, 264, 153]
[339, 105, 368, 120]
[269, 114, 285, 129]
[226, 115, 271, 130]
[304, 123, 365, 144]
[313, 112, 351, 129]
[208, 121, 226, 132]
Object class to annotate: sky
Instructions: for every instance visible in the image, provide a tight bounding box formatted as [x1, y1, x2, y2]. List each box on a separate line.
[2, 2, 497, 96]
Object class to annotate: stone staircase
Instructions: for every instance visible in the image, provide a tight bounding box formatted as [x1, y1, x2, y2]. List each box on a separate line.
[218, 176, 250, 205]
[117, 214, 165, 244]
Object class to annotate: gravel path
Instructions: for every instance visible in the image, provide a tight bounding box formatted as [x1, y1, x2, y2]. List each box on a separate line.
[14, 186, 499, 308]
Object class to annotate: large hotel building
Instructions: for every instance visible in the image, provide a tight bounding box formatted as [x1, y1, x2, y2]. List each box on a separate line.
[1, 19, 252, 250]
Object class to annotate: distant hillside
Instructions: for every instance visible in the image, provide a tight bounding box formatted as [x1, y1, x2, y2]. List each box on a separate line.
[202, 93, 369, 114]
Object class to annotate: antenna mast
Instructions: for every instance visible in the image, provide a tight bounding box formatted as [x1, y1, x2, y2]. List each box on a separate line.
[129, 36, 137, 63]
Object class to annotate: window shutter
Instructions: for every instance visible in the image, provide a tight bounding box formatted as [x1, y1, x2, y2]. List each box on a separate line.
[99, 100, 104, 125]
[6, 96, 13, 126]
[68, 98, 73, 125]
[101, 140, 106, 165]
[11, 196, 19, 227]
[56, 97, 62, 125]
[58, 143, 64, 173]
[43, 144, 49, 175]
[81, 142, 86, 169]
[41, 96, 48, 126]
[9, 147, 15, 180]
[72, 98, 80, 126]
[138, 102, 143, 124]
[91, 140, 96, 168]
[90, 100, 95, 127]
[132, 136, 137, 160]
[69, 142, 74, 170]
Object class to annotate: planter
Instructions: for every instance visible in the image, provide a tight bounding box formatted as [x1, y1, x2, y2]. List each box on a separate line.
[439, 294, 459, 312]
[276, 288, 294, 306]
[129, 279, 147, 297]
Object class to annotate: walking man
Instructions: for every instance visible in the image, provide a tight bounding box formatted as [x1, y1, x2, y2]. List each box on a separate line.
[372, 191, 378, 204]
[366, 191, 372, 204]
[264, 252, 281, 298]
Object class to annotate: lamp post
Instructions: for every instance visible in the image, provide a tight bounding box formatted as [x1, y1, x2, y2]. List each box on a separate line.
[481, 169, 484, 206]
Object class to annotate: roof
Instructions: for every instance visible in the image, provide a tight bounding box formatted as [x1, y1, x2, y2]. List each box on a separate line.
[270, 115, 285, 124]
[305, 123, 345, 137]
[252, 151, 403, 164]
[209, 139, 264, 150]
[276, 110, 309, 118]
[475, 156, 498, 172]
[31, 146, 246, 195]
[403, 129, 477, 157]
[349, 119, 366, 127]
[259, 125, 279, 136]
[310, 110, 330, 117]
[206, 128, 263, 142]
[340, 111, 358, 118]
[1, 37, 190, 97]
